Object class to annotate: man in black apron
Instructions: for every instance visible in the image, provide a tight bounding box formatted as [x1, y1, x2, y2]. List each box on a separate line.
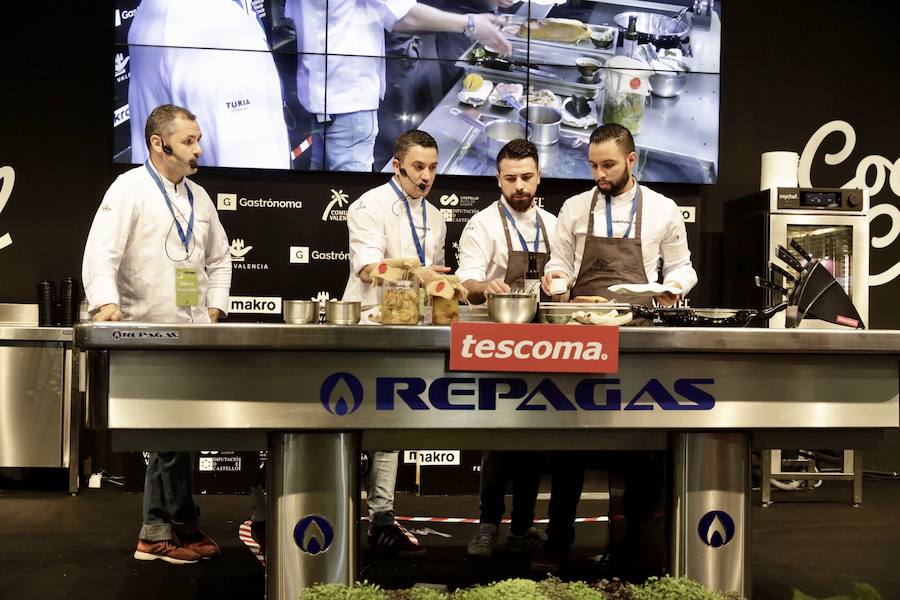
[457, 140, 556, 557]
[534, 124, 697, 574]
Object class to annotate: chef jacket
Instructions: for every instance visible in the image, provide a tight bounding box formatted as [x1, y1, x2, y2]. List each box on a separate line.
[456, 198, 558, 285]
[127, 0, 290, 169]
[342, 179, 447, 305]
[82, 162, 232, 323]
[284, 0, 415, 115]
[544, 184, 697, 294]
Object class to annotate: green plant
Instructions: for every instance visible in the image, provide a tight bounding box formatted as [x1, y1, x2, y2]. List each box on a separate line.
[301, 581, 386, 600]
[792, 582, 882, 600]
[629, 576, 741, 600]
[452, 578, 547, 600]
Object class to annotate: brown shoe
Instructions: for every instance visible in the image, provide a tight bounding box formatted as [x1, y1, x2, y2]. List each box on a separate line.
[134, 539, 201, 564]
[180, 531, 220, 559]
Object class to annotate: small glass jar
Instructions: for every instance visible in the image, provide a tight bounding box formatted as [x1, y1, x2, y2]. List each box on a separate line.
[432, 296, 460, 325]
[381, 279, 420, 325]
[602, 90, 645, 134]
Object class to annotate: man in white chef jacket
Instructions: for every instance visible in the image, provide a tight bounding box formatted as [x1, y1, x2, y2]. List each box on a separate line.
[283, 0, 511, 171]
[128, 0, 290, 169]
[532, 123, 696, 572]
[83, 104, 232, 564]
[456, 138, 556, 558]
[342, 129, 448, 556]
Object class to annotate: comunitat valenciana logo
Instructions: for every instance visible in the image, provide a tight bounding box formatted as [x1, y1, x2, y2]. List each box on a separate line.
[322, 189, 350, 221]
[0, 165, 15, 253]
[114, 53, 130, 82]
[215, 192, 302, 212]
[229, 238, 268, 270]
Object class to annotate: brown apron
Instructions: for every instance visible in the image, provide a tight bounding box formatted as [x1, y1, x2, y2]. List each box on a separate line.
[499, 202, 551, 295]
[570, 185, 652, 325]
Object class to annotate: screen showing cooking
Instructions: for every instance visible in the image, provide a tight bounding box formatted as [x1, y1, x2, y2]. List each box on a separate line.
[112, 0, 722, 183]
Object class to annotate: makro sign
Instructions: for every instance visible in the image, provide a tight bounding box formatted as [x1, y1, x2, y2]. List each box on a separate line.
[319, 371, 715, 415]
[450, 322, 619, 373]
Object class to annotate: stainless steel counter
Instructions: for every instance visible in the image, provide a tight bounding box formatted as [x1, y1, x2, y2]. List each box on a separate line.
[0, 326, 73, 342]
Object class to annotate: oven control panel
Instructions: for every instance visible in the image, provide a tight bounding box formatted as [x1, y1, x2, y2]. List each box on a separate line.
[775, 187, 866, 212]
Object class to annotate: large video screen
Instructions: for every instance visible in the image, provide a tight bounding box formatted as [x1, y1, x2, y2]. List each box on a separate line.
[113, 0, 721, 183]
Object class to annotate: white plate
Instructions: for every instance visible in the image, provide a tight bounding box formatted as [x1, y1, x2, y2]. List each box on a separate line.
[607, 282, 683, 299]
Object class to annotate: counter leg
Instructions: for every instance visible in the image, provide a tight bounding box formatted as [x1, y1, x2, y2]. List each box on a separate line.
[671, 432, 750, 598]
[267, 432, 360, 600]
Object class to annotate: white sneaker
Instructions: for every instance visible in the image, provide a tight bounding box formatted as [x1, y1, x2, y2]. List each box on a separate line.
[466, 523, 498, 558]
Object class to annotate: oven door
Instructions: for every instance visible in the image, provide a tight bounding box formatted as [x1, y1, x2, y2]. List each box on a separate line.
[767, 213, 869, 329]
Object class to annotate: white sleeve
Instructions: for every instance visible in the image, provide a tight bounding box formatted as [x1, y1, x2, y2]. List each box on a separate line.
[455, 220, 492, 284]
[201, 196, 233, 314]
[544, 200, 576, 279]
[432, 211, 447, 267]
[81, 179, 136, 311]
[660, 203, 698, 295]
[375, 0, 416, 30]
[348, 200, 387, 276]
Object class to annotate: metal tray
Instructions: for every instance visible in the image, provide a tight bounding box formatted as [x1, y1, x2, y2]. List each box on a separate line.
[457, 38, 606, 99]
[538, 302, 632, 323]
[501, 15, 619, 58]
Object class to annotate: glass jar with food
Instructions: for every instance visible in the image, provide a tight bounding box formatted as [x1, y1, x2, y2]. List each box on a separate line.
[603, 91, 645, 134]
[382, 279, 420, 325]
[432, 295, 460, 325]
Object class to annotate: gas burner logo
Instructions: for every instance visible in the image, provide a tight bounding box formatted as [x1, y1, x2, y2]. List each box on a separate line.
[697, 510, 735, 548]
[320, 372, 364, 416]
[293, 515, 335, 555]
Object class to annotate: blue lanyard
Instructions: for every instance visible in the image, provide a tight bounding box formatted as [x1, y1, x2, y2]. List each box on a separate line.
[500, 202, 540, 253]
[388, 178, 427, 266]
[146, 161, 194, 252]
[605, 186, 638, 239]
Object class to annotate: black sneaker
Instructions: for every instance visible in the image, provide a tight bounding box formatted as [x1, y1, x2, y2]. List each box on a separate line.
[367, 522, 427, 558]
[530, 540, 568, 572]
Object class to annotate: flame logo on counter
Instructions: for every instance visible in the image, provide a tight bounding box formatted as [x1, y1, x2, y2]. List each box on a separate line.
[294, 515, 335, 555]
[320, 372, 364, 416]
[697, 510, 736, 548]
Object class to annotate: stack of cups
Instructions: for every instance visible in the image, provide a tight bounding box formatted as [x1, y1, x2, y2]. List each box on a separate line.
[60, 277, 76, 326]
[37, 280, 57, 327]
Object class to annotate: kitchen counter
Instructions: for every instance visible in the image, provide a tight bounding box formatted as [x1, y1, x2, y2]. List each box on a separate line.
[0, 325, 73, 342]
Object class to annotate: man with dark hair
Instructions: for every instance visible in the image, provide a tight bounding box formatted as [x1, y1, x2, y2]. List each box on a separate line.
[342, 128, 449, 557]
[533, 122, 697, 572]
[83, 103, 232, 564]
[456, 139, 556, 557]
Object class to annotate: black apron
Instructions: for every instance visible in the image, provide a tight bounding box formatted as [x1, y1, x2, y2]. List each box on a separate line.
[499, 202, 550, 297]
[570, 185, 652, 324]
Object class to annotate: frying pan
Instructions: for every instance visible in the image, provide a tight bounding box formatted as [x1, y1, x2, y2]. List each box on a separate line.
[450, 108, 528, 156]
[631, 302, 789, 327]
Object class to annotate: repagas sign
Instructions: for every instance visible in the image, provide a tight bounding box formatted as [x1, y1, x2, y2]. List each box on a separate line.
[0, 165, 14, 252]
[450, 322, 619, 374]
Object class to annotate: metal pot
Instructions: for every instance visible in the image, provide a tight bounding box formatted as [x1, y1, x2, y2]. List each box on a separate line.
[631, 302, 788, 327]
[283, 299, 318, 324]
[325, 301, 361, 325]
[487, 293, 537, 323]
[450, 108, 528, 156]
[614, 11, 689, 49]
[649, 70, 688, 97]
[519, 104, 561, 146]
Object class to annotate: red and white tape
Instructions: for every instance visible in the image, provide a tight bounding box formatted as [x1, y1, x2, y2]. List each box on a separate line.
[239, 520, 265, 566]
[291, 135, 313, 159]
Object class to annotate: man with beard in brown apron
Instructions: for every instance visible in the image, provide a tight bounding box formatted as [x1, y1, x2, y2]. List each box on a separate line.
[457, 139, 557, 557]
[533, 124, 697, 576]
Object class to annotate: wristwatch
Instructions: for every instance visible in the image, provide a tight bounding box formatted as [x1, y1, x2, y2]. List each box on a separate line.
[463, 14, 476, 40]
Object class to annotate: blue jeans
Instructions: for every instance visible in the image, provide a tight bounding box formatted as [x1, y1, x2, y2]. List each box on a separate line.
[140, 451, 200, 542]
[311, 110, 379, 172]
[367, 450, 398, 526]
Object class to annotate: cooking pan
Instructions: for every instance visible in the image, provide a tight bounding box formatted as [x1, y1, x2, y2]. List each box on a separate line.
[450, 108, 528, 155]
[614, 11, 689, 49]
[631, 302, 788, 327]
[500, 94, 562, 146]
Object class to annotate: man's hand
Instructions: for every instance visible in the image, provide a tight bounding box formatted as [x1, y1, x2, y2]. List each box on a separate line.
[208, 308, 222, 322]
[483, 278, 511, 297]
[654, 292, 680, 307]
[473, 14, 513, 55]
[419, 265, 452, 285]
[541, 271, 569, 297]
[92, 303, 123, 322]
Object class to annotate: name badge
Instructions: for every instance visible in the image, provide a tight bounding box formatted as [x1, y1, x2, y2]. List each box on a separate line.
[175, 268, 200, 306]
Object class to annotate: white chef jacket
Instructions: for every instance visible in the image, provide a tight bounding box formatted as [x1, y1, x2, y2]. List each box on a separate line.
[544, 184, 698, 295]
[82, 162, 232, 323]
[128, 0, 290, 169]
[456, 198, 558, 285]
[283, 0, 415, 114]
[342, 179, 447, 305]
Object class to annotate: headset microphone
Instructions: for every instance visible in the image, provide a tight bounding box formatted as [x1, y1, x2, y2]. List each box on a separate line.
[399, 167, 427, 191]
[162, 144, 174, 155]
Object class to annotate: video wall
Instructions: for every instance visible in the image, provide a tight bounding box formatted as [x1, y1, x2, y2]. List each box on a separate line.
[113, 0, 721, 183]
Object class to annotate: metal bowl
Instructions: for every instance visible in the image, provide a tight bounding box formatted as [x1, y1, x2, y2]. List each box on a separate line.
[649, 70, 688, 97]
[284, 299, 318, 324]
[590, 31, 614, 49]
[487, 293, 537, 324]
[544, 313, 571, 324]
[325, 301, 361, 325]
[575, 57, 603, 78]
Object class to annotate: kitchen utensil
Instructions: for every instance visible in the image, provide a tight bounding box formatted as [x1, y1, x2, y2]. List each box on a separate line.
[483, 57, 559, 79]
[649, 69, 688, 97]
[613, 11, 690, 49]
[790, 261, 865, 329]
[632, 303, 788, 327]
[575, 57, 603, 78]
[325, 300, 361, 325]
[520, 104, 562, 145]
[754, 276, 788, 297]
[790, 238, 814, 262]
[776, 245, 805, 272]
[487, 292, 537, 323]
[769, 262, 795, 283]
[284, 299, 318, 324]
[450, 108, 528, 155]
[590, 30, 615, 49]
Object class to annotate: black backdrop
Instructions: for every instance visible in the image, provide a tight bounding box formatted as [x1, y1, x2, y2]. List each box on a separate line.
[2, 2, 900, 466]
